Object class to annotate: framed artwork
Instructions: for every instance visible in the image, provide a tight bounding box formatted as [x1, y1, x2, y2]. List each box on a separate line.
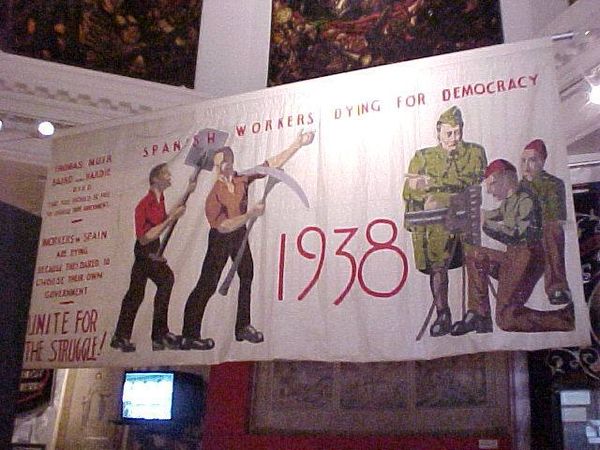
[250, 353, 510, 435]
[1, 0, 203, 88]
[203, 362, 513, 449]
[268, 0, 504, 86]
[54, 368, 124, 450]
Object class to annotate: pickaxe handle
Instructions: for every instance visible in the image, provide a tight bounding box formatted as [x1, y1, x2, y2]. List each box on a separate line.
[217, 216, 256, 296]
[155, 159, 204, 258]
[218, 176, 280, 296]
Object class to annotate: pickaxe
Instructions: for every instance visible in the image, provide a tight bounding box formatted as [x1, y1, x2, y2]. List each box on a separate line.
[218, 165, 310, 296]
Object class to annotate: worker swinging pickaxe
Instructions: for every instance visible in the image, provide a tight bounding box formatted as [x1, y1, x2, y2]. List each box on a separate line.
[178, 130, 315, 349]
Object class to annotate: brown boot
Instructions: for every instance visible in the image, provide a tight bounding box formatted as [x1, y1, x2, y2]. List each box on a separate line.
[430, 308, 452, 337]
[429, 268, 450, 337]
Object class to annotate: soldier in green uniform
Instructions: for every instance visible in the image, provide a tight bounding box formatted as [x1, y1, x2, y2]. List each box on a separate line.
[403, 106, 487, 337]
[519, 139, 572, 305]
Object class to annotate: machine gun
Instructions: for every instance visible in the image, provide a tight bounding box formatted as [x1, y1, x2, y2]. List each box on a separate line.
[405, 185, 483, 341]
[403, 185, 482, 246]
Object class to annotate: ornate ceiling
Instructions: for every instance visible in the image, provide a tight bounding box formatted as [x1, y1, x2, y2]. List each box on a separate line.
[0, 51, 210, 165]
[0, 50, 210, 213]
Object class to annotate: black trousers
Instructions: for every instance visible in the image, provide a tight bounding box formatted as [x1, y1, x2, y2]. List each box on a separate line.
[182, 227, 254, 339]
[114, 240, 174, 341]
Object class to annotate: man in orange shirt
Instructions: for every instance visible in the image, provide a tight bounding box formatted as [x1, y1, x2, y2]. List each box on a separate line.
[180, 131, 314, 350]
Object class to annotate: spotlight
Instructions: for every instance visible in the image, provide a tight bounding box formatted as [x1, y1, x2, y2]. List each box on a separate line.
[589, 84, 600, 105]
[37, 121, 55, 137]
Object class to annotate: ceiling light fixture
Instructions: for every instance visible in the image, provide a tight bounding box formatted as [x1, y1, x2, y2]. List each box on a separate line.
[590, 84, 600, 105]
[0, 115, 67, 142]
[37, 121, 55, 137]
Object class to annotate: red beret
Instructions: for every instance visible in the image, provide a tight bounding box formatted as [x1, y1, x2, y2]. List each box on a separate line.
[484, 159, 516, 179]
[524, 139, 547, 160]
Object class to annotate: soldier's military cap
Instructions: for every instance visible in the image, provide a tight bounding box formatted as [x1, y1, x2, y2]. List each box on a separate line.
[484, 158, 516, 179]
[524, 139, 547, 160]
[437, 106, 463, 127]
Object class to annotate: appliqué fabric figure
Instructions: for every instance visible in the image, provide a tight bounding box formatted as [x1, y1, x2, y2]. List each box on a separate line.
[451, 159, 575, 335]
[111, 163, 192, 352]
[519, 139, 572, 306]
[180, 131, 315, 350]
[403, 106, 487, 337]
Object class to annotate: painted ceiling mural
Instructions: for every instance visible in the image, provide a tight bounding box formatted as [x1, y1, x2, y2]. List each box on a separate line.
[2, 0, 202, 88]
[268, 0, 503, 86]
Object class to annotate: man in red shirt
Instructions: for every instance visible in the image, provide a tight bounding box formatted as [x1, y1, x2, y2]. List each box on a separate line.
[180, 131, 314, 350]
[111, 163, 192, 352]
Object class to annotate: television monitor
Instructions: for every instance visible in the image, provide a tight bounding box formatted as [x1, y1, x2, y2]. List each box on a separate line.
[119, 370, 205, 426]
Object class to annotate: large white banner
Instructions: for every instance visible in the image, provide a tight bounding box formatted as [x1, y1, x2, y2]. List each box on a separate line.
[25, 38, 590, 368]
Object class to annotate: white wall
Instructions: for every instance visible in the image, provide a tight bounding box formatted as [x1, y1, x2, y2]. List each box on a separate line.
[12, 370, 67, 448]
[194, 0, 272, 98]
[501, 0, 569, 42]
[193, 0, 573, 98]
